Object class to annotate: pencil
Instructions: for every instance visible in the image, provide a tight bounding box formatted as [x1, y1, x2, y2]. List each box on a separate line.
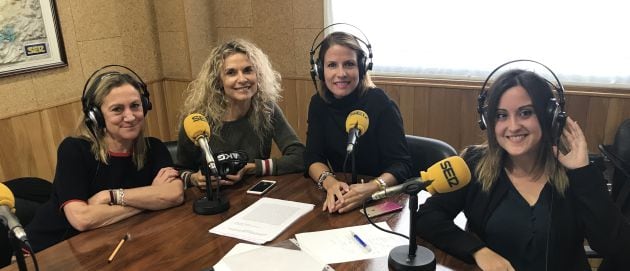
[108, 233, 130, 263]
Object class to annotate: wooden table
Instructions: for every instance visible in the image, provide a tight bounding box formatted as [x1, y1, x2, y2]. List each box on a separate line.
[2, 174, 479, 271]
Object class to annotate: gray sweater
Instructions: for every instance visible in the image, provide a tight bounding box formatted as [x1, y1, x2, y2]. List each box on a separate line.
[177, 103, 305, 176]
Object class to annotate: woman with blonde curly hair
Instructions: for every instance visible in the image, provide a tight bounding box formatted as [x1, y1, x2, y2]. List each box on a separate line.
[177, 39, 304, 187]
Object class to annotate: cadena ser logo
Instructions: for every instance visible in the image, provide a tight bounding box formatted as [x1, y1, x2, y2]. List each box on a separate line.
[440, 160, 459, 187]
[24, 43, 48, 56]
[192, 114, 206, 122]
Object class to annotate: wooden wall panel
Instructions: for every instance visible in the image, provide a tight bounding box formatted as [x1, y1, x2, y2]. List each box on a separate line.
[2, 77, 629, 181]
[163, 80, 189, 140]
[411, 86, 431, 137]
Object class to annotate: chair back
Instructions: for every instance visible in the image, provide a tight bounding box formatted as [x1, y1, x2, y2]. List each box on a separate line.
[405, 135, 457, 175]
[164, 141, 179, 165]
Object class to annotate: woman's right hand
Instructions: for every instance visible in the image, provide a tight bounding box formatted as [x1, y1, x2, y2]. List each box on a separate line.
[191, 171, 228, 189]
[322, 177, 349, 213]
[473, 247, 515, 271]
[152, 167, 180, 185]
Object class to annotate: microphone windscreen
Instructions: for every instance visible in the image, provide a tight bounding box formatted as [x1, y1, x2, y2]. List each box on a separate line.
[0, 183, 16, 211]
[420, 156, 471, 194]
[183, 113, 211, 144]
[345, 110, 369, 135]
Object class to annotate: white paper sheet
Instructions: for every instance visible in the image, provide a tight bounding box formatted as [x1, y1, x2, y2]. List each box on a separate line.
[209, 197, 314, 244]
[214, 243, 327, 271]
[295, 222, 407, 264]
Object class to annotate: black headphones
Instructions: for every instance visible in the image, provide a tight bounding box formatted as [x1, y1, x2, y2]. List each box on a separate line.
[81, 65, 152, 133]
[309, 23, 373, 89]
[477, 59, 567, 143]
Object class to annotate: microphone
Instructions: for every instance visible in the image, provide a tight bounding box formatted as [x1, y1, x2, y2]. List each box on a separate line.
[371, 156, 471, 200]
[345, 110, 369, 154]
[0, 183, 28, 244]
[183, 113, 219, 176]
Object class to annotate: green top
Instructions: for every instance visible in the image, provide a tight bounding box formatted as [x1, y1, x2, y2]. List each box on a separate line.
[177, 102, 305, 176]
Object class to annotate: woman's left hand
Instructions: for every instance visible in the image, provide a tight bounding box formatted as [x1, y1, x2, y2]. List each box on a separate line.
[554, 117, 589, 170]
[336, 181, 379, 213]
[222, 163, 256, 185]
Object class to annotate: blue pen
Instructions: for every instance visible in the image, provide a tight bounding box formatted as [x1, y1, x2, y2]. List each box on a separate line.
[350, 231, 372, 252]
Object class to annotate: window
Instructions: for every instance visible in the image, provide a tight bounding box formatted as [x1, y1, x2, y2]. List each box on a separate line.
[325, 0, 630, 88]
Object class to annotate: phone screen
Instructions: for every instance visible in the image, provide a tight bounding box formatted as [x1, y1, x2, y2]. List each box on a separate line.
[247, 180, 276, 195]
[250, 181, 274, 192]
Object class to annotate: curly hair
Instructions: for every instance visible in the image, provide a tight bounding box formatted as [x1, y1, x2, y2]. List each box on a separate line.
[180, 39, 282, 141]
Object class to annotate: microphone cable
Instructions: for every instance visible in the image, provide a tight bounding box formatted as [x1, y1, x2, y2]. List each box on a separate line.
[361, 198, 408, 240]
[25, 240, 40, 271]
[544, 187, 554, 271]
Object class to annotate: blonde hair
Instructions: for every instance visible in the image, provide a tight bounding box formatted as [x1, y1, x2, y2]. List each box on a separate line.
[78, 73, 147, 168]
[180, 39, 281, 140]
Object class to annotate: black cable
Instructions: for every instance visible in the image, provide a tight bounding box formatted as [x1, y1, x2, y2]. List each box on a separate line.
[24, 241, 39, 271]
[362, 199, 408, 240]
[544, 188, 554, 271]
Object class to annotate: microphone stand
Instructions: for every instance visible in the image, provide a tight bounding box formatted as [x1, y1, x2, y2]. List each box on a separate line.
[8, 232, 27, 271]
[351, 148, 358, 184]
[193, 158, 229, 215]
[388, 182, 436, 271]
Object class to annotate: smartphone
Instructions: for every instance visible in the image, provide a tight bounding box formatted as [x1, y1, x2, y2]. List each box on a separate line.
[359, 201, 403, 218]
[246, 180, 276, 195]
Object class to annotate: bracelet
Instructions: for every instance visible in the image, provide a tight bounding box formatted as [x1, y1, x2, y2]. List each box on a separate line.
[109, 189, 115, 205]
[373, 177, 387, 191]
[181, 171, 191, 189]
[317, 171, 335, 190]
[118, 188, 126, 207]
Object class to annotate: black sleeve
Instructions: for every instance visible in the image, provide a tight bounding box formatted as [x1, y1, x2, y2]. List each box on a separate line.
[54, 138, 94, 204]
[377, 99, 412, 183]
[569, 165, 630, 260]
[303, 95, 328, 176]
[416, 149, 486, 263]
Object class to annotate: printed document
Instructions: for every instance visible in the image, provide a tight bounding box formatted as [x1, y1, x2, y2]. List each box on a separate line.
[209, 197, 314, 244]
[213, 243, 327, 271]
[295, 222, 407, 264]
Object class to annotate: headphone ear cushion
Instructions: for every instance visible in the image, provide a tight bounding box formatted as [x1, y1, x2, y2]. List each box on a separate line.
[142, 95, 152, 114]
[479, 110, 488, 130]
[316, 58, 324, 81]
[87, 106, 105, 130]
[547, 98, 566, 142]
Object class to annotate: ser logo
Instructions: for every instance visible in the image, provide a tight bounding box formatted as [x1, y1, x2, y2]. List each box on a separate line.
[191, 115, 206, 122]
[440, 160, 460, 187]
[24, 43, 48, 56]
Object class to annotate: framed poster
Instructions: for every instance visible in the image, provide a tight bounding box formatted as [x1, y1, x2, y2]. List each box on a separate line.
[0, 0, 67, 77]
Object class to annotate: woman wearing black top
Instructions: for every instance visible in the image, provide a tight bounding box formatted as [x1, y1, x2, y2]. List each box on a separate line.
[24, 69, 184, 253]
[304, 31, 412, 214]
[416, 69, 630, 270]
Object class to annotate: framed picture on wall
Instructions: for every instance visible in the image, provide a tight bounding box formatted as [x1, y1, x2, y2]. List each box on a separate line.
[0, 0, 67, 77]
